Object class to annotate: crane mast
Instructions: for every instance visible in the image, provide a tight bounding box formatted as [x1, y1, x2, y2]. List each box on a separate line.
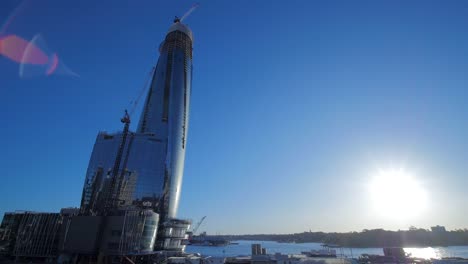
[104, 110, 131, 212]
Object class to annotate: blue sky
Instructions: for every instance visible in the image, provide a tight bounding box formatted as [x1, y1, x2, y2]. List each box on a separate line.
[1, 0, 468, 234]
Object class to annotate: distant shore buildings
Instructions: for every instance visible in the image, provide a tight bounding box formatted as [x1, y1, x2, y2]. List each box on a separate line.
[0, 17, 195, 263]
[431, 226, 447, 233]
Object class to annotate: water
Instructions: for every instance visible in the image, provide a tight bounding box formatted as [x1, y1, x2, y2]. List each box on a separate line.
[186, 240, 468, 259]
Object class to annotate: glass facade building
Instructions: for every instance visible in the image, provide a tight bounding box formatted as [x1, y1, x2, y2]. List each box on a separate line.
[137, 20, 193, 220]
[79, 19, 193, 250]
[80, 132, 167, 215]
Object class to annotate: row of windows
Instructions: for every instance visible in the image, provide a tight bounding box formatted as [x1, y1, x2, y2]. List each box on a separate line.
[163, 31, 193, 59]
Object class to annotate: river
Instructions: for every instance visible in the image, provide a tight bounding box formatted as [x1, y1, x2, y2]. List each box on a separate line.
[186, 240, 468, 259]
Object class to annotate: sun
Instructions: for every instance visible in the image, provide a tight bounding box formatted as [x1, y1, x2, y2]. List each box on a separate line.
[369, 168, 428, 219]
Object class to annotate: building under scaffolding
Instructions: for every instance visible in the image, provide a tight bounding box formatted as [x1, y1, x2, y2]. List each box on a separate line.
[13, 212, 62, 259]
[59, 209, 159, 263]
[0, 212, 29, 257]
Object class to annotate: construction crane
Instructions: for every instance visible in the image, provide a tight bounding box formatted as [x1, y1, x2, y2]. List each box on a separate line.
[192, 216, 206, 235]
[103, 110, 131, 212]
[102, 66, 155, 213]
[180, 3, 200, 22]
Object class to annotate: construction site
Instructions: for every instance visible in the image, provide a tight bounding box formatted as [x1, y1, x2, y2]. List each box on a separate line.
[1, 5, 201, 263]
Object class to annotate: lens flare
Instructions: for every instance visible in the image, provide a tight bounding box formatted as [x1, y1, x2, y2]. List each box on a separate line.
[0, 34, 48, 64]
[1, 1, 78, 78]
[0, 0, 29, 35]
[46, 53, 58, 76]
[18, 34, 78, 78]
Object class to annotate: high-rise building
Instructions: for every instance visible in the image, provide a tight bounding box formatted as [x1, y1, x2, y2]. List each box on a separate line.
[137, 17, 193, 220]
[79, 18, 193, 250]
[0, 18, 196, 262]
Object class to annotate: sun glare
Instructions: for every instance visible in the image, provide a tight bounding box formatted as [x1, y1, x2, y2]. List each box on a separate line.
[369, 168, 428, 219]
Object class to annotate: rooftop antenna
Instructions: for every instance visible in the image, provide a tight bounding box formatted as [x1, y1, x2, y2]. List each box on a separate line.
[180, 3, 200, 22]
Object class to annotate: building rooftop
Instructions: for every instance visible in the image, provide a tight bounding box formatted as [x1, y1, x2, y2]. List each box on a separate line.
[167, 21, 193, 40]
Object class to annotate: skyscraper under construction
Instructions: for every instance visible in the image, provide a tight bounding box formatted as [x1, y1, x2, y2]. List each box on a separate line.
[79, 17, 194, 251]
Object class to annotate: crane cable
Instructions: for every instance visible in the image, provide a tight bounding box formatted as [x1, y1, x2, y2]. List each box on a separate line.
[128, 66, 155, 118]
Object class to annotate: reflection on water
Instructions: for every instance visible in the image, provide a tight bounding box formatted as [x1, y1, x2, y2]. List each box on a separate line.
[186, 240, 468, 260]
[405, 247, 440, 259]
[405, 246, 468, 259]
